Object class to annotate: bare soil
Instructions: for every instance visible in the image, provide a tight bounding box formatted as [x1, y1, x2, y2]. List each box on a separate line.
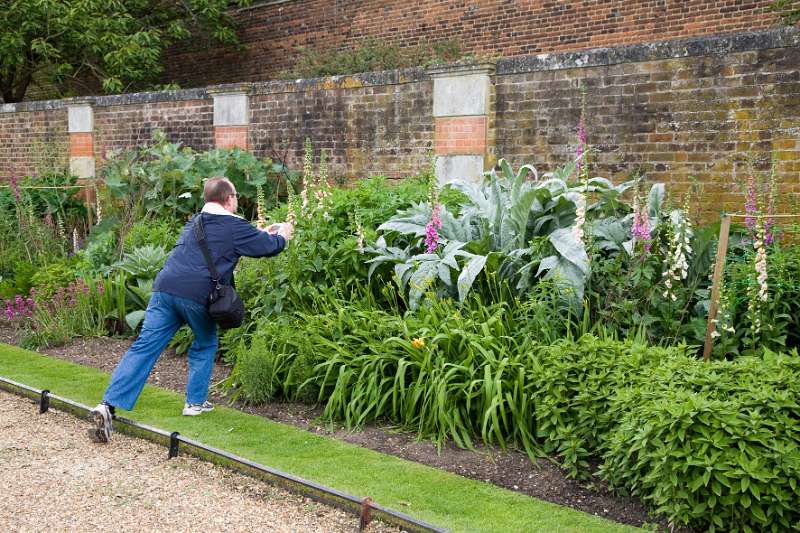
[0, 325, 674, 530]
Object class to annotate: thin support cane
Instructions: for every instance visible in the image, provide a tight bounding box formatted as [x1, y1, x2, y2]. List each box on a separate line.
[39, 389, 50, 413]
[703, 215, 732, 361]
[169, 431, 180, 459]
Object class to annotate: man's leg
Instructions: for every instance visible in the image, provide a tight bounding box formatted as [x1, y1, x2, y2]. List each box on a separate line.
[178, 296, 218, 413]
[102, 292, 183, 411]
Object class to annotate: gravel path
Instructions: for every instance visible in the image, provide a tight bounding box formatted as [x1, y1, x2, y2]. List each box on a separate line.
[0, 390, 398, 533]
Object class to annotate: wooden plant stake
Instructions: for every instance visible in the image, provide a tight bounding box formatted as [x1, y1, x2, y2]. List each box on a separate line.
[703, 215, 732, 361]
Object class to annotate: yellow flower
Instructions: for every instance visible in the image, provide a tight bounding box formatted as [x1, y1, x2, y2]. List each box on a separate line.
[411, 337, 425, 349]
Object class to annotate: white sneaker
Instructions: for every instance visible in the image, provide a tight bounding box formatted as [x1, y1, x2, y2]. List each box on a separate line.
[89, 403, 113, 443]
[182, 401, 214, 416]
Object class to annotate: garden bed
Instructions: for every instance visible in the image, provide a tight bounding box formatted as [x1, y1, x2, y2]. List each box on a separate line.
[0, 325, 665, 530]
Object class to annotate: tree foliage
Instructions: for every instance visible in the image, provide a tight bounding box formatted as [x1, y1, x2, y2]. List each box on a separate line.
[0, 0, 250, 103]
[773, 0, 800, 25]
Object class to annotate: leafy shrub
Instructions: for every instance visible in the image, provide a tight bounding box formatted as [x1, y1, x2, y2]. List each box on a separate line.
[30, 259, 78, 300]
[121, 277, 154, 331]
[103, 130, 288, 222]
[231, 326, 294, 405]
[114, 245, 168, 282]
[286, 351, 320, 403]
[586, 219, 718, 347]
[168, 326, 193, 356]
[368, 159, 644, 310]
[77, 230, 117, 275]
[123, 219, 181, 252]
[600, 351, 800, 532]
[0, 261, 36, 299]
[237, 175, 429, 318]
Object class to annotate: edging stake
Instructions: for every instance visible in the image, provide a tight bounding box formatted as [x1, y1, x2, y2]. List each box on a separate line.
[39, 389, 50, 414]
[359, 496, 373, 531]
[169, 431, 180, 459]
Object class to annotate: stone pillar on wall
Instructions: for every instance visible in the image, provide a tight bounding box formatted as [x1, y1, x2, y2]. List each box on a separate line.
[67, 100, 95, 180]
[429, 63, 495, 185]
[210, 84, 251, 150]
[67, 99, 96, 212]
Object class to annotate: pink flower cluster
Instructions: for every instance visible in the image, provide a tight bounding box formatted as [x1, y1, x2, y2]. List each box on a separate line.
[4, 293, 34, 321]
[744, 170, 776, 246]
[10, 175, 21, 203]
[37, 279, 100, 314]
[58, 279, 92, 307]
[631, 197, 651, 253]
[425, 203, 443, 253]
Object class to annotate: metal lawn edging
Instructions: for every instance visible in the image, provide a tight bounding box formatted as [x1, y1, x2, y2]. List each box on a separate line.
[0, 375, 447, 533]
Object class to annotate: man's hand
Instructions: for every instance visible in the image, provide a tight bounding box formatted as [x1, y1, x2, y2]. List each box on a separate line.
[266, 222, 294, 241]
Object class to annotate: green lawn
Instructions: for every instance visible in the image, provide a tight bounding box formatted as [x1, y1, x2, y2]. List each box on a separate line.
[0, 342, 641, 533]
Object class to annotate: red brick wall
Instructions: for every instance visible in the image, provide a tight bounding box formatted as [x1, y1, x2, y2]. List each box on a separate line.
[2, 28, 797, 216]
[0, 108, 68, 178]
[0, 74, 433, 183]
[495, 46, 800, 215]
[248, 74, 434, 180]
[436, 117, 488, 155]
[69, 132, 93, 157]
[93, 99, 214, 160]
[163, 0, 777, 88]
[215, 126, 249, 150]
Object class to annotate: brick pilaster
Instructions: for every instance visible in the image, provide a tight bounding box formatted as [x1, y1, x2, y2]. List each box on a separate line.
[67, 100, 96, 213]
[67, 101, 95, 179]
[428, 63, 495, 185]
[209, 84, 251, 150]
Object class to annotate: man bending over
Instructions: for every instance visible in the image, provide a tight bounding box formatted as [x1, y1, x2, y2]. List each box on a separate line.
[90, 176, 292, 442]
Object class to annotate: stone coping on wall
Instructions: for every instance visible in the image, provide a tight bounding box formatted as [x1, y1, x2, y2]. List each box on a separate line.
[0, 88, 211, 114]
[2, 26, 797, 115]
[0, 68, 432, 114]
[248, 67, 431, 95]
[496, 26, 800, 75]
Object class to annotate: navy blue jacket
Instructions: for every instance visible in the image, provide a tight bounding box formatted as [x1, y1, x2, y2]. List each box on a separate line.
[153, 212, 285, 304]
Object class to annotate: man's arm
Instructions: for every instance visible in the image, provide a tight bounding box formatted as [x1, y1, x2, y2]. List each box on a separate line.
[232, 218, 286, 258]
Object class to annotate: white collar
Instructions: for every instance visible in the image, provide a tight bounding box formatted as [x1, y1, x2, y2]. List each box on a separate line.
[201, 202, 244, 219]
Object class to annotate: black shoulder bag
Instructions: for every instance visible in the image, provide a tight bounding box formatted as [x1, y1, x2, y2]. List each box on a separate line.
[193, 215, 245, 329]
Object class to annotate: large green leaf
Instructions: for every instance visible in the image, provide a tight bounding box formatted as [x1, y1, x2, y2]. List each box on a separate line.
[536, 254, 586, 308]
[548, 228, 589, 275]
[457, 254, 488, 302]
[408, 261, 439, 310]
[591, 217, 630, 252]
[378, 220, 428, 237]
[648, 183, 665, 219]
[504, 188, 539, 250]
[125, 310, 146, 331]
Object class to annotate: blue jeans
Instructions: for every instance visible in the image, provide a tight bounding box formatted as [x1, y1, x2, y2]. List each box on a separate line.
[103, 292, 217, 411]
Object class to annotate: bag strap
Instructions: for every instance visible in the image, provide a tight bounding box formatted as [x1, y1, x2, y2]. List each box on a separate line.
[192, 214, 222, 285]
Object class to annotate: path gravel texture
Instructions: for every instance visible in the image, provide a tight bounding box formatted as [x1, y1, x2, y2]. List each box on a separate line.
[0, 390, 398, 533]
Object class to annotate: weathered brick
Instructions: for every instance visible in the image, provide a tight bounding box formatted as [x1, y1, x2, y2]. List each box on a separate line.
[496, 42, 799, 218]
[161, 1, 776, 88]
[215, 126, 248, 149]
[2, 22, 798, 218]
[69, 132, 94, 157]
